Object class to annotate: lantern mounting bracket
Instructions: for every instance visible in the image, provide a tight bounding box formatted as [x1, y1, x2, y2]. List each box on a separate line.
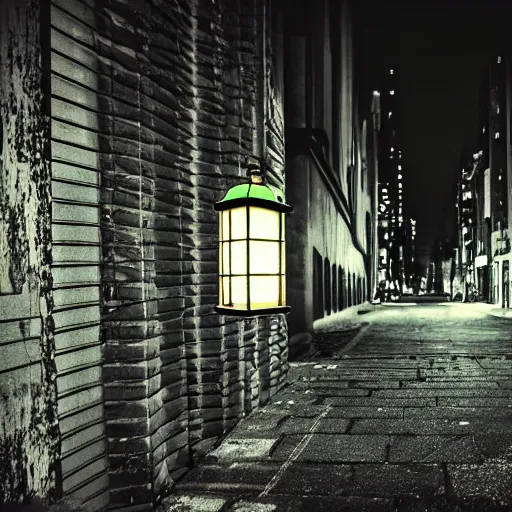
[245, 154, 273, 184]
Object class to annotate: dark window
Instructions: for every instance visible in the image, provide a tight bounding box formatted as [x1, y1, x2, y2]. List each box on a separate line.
[338, 266, 343, 310]
[313, 248, 324, 320]
[332, 264, 338, 312]
[324, 258, 331, 315]
[347, 272, 352, 307]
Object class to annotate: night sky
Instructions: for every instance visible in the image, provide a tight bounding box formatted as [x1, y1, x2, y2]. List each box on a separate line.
[359, 0, 512, 267]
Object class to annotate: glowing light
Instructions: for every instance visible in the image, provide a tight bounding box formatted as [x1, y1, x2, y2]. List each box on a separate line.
[398, 174, 402, 179]
[495, 132, 500, 139]
[498, 56, 502, 63]
[390, 90, 395, 95]
[215, 174, 292, 316]
[398, 165, 402, 170]
[390, 69, 394, 74]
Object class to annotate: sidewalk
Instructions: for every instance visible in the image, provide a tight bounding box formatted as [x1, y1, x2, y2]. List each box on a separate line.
[163, 352, 512, 511]
[289, 302, 377, 360]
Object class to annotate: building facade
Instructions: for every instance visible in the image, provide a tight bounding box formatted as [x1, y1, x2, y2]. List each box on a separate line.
[458, 55, 512, 305]
[285, 0, 378, 334]
[0, 0, 377, 510]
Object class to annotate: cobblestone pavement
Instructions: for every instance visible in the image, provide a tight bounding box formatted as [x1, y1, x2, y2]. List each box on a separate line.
[162, 303, 512, 511]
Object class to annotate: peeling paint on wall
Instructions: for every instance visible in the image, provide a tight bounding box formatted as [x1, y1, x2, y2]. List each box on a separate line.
[0, 0, 59, 505]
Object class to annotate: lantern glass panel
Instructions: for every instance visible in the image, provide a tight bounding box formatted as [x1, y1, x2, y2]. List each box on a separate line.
[281, 213, 285, 241]
[230, 207, 247, 240]
[221, 242, 230, 275]
[249, 207, 280, 240]
[221, 276, 231, 305]
[231, 276, 248, 307]
[249, 240, 280, 274]
[249, 275, 279, 308]
[281, 241, 286, 274]
[222, 210, 230, 241]
[230, 240, 247, 275]
[280, 274, 286, 304]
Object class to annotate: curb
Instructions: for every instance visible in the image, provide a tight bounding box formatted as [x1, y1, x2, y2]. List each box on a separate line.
[488, 308, 512, 320]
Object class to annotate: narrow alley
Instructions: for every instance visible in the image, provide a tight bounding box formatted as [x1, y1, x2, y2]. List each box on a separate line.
[3, 0, 512, 510]
[165, 302, 512, 511]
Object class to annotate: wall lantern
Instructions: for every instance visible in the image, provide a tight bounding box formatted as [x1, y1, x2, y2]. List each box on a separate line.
[213, 157, 293, 317]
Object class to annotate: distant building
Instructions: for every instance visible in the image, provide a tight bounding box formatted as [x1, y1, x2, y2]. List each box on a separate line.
[377, 67, 405, 295]
[403, 217, 417, 291]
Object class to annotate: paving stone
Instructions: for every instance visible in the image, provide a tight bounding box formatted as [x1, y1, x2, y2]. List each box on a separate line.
[305, 387, 372, 397]
[327, 406, 403, 419]
[263, 403, 327, 417]
[176, 463, 280, 494]
[404, 407, 512, 420]
[388, 435, 481, 463]
[164, 495, 227, 512]
[327, 397, 436, 407]
[269, 434, 303, 461]
[402, 381, 500, 388]
[228, 417, 317, 439]
[372, 388, 512, 398]
[349, 381, 401, 389]
[297, 434, 389, 462]
[472, 433, 512, 460]
[315, 418, 350, 434]
[351, 419, 512, 435]
[229, 495, 393, 512]
[268, 463, 352, 495]
[438, 397, 512, 407]
[349, 463, 446, 497]
[448, 462, 512, 506]
[204, 438, 277, 463]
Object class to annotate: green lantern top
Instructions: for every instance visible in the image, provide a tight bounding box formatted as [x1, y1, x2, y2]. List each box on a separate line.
[222, 183, 275, 202]
[214, 182, 292, 213]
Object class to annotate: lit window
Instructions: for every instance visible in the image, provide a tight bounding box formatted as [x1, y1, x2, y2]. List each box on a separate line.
[499, 175, 502, 180]
[390, 90, 395, 95]
[398, 183, 402, 189]
[388, 112, 392, 118]
[390, 69, 394, 74]
[498, 56, 502, 63]
[398, 165, 402, 170]
[391, 147, 394, 152]
[398, 174, 402, 179]
[495, 132, 500, 139]
[483, 127, 486, 133]
[497, 107, 500, 114]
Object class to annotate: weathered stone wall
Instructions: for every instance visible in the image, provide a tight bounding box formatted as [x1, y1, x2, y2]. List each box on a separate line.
[91, 0, 287, 509]
[0, 0, 60, 505]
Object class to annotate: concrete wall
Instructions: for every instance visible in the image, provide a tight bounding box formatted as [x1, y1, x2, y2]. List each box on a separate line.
[0, 0, 60, 504]
[285, 0, 374, 339]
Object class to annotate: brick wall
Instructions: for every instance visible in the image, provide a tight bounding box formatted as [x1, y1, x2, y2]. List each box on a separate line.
[96, 0, 288, 509]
